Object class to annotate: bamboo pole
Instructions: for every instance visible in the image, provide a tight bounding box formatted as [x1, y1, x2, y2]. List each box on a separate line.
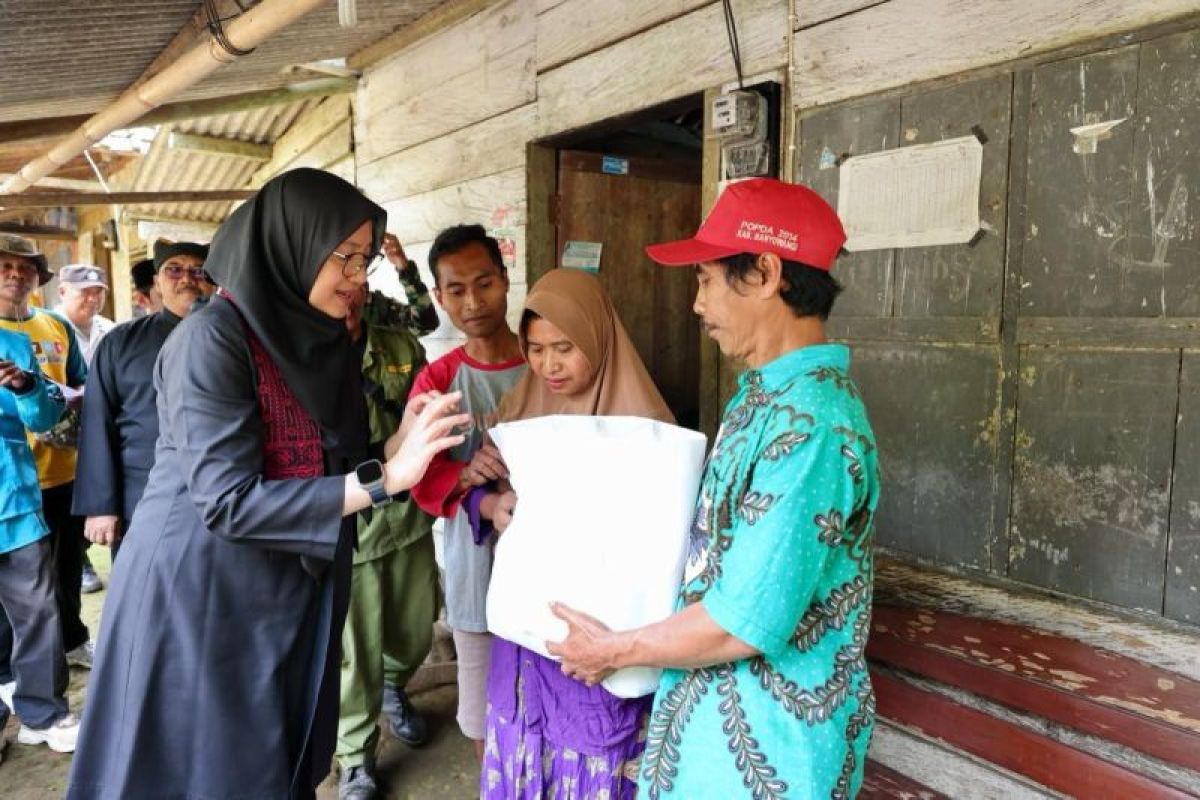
[0, 0, 330, 194]
[0, 78, 356, 146]
[0, 191, 256, 208]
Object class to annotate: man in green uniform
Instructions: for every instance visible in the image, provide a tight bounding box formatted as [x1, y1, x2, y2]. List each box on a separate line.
[550, 179, 879, 799]
[337, 234, 441, 800]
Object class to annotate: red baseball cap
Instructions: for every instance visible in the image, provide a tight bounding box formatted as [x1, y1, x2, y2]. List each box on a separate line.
[645, 178, 846, 271]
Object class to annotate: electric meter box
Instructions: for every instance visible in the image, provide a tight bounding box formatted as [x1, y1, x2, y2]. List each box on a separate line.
[709, 90, 763, 139]
[707, 81, 782, 181]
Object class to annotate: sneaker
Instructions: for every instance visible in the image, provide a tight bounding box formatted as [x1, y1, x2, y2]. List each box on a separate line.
[66, 641, 94, 669]
[338, 763, 379, 800]
[80, 562, 103, 594]
[17, 713, 79, 753]
[382, 684, 428, 747]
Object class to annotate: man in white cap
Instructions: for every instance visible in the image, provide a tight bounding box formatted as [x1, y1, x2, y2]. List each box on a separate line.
[55, 264, 114, 595]
[56, 264, 113, 366]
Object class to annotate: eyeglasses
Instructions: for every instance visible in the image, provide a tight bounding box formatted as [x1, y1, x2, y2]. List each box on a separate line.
[161, 265, 207, 281]
[331, 250, 383, 278]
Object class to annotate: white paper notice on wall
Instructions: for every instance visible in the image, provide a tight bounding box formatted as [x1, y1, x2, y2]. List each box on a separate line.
[837, 135, 983, 251]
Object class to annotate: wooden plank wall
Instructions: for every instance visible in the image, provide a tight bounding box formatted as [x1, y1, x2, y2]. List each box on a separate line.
[794, 22, 1200, 621]
[349, 0, 1199, 617]
[354, 0, 793, 357]
[792, 0, 1199, 109]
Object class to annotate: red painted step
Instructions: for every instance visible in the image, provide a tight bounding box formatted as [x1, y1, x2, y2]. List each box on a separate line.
[868, 605, 1200, 772]
[872, 670, 1195, 800]
[861, 760, 949, 799]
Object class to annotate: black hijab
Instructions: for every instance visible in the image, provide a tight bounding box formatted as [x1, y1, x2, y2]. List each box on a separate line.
[203, 168, 385, 462]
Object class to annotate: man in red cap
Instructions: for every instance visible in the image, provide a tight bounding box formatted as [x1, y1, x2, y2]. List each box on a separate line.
[549, 178, 881, 799]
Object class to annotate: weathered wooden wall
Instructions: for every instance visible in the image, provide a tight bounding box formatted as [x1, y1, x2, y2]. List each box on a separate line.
[799, 25, 1200, 623]
[354, 0, 797, 357]
[351, 0, 1200, 621]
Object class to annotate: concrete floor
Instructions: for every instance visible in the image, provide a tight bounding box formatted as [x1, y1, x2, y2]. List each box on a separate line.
[2, 546, 480, 799]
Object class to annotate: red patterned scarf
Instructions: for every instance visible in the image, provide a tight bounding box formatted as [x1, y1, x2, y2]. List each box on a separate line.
[223, 292, 324, 479]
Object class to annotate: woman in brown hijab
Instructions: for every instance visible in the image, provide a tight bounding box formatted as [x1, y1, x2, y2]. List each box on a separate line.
[467, 268, 671, 799]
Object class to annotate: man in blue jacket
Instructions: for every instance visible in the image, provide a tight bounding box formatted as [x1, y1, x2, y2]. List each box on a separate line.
[0, 328, 80, 755]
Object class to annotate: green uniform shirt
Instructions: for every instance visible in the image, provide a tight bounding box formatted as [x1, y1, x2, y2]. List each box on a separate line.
[354, 291, 436, 564]
[639, 344, 880, 800]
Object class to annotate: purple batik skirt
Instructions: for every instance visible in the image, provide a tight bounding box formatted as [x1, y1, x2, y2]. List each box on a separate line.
[480, 638, 652, 799]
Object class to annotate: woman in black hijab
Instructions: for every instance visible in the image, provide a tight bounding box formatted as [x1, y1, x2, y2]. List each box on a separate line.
[67, 169, 466, 800]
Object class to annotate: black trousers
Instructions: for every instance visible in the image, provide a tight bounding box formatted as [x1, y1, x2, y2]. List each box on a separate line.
[40, 481, 89, 651]
[0, 537, 69, 728]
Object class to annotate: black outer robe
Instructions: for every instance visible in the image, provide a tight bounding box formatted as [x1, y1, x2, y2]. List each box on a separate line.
[67, 169, 384, 800]
[66, 300, 352, 799]
[72, 309, 182, 528]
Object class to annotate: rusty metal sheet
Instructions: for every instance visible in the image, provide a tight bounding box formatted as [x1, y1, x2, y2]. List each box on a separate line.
[1010, 348, 1178, 611]
[1021, 47, 1142, 317]
[1167, 353, 1200, 624]
[894, 74, 1011, 318]
[850, 342, 1002, 569]
[796, 99, 900, 317]
[1130, 28, 1200, 317]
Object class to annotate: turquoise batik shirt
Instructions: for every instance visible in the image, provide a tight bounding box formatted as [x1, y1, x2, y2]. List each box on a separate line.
[0, 328, 66, 554]
[639, 344, 880, 800]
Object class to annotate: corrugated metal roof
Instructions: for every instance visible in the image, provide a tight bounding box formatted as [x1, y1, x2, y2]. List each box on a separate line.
[0, 1, 202, 121]
[0, 1, 445, 225]
[0, 0, 444, 122]
[109, 97, 322, 223]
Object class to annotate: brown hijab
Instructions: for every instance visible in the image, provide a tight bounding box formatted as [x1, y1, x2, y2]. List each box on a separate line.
[495, 268, 674, 424]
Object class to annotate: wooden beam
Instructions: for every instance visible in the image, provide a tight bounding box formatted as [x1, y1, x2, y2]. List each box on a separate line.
[793, 0, 1200, 109]
[0, 223, 78, 241]
[167, 132, 272, 161]
[537, 0, 788, 137]
[0, 79, 357, 146]
[347, 0, 500, 70]
[0, 190, 255, 208]
[251, 96, 353, 188]
[868, 606, 1200, 773]
[873, 670, 1196, 799]
[0, 174, 103, 192]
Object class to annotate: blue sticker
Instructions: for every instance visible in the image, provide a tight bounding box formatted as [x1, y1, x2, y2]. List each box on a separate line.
[601, 155, 630, 176]
[818, 146, 838, 170]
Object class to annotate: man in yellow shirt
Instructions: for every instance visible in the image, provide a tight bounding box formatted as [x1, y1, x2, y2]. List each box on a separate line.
[0, 235, 91, 668]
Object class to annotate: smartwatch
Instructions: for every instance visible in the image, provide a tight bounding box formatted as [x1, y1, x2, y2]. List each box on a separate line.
[355, 459, 390, 507]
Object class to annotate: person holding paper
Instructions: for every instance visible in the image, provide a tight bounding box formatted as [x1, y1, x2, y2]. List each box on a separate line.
[468, 268, 674, 800]
[549, 179, 880, 800]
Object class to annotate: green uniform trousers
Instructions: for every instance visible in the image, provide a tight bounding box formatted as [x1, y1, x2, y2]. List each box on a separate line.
[336, 533, 438, 768]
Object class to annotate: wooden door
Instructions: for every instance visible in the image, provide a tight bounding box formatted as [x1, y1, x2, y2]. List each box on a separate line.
[555, 150, 702, 428]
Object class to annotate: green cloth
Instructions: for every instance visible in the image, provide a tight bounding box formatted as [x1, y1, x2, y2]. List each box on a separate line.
[639, 344, 880, 800]
[354, 293, 435, 563]
[336, 294, 441, 768]
[336, 533, 438, 767]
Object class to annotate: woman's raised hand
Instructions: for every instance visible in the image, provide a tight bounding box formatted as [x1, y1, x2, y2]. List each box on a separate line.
[384, 391, 469, 494]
